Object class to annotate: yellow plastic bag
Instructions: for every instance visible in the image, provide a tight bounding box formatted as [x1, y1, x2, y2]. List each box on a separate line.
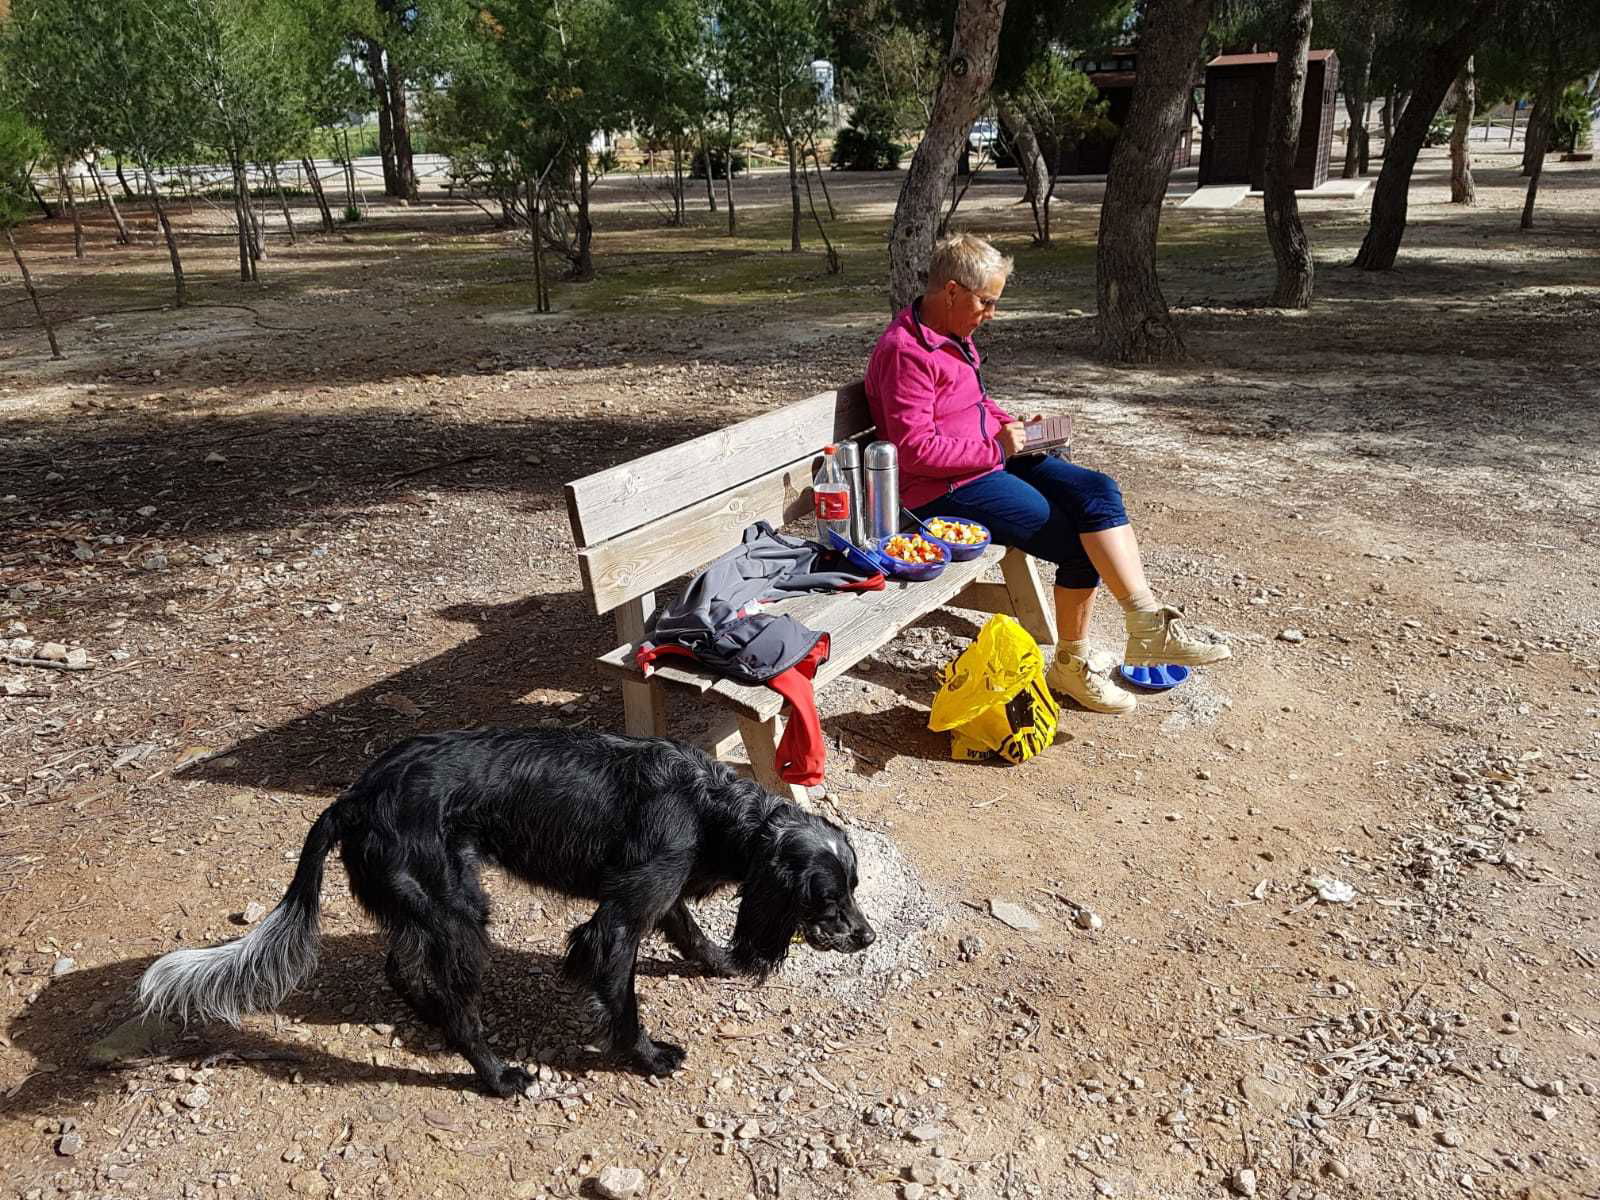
[927, 614, 1061, 764]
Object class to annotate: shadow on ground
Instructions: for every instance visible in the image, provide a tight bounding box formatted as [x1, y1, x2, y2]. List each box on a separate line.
[187, 592, 616, 796]
[4, 930, 729, 1116]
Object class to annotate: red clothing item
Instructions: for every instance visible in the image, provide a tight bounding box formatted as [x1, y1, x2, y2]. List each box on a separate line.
[771, 638, 831, 786]
[865, 301, 1016, 509]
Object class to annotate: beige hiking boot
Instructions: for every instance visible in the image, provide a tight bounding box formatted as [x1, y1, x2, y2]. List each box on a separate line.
[1046, 649, 1136, 714]
[1123, 605, 1232, 667]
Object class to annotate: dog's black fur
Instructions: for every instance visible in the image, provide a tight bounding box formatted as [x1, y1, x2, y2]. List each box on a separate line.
[137, 728, 876, 1096]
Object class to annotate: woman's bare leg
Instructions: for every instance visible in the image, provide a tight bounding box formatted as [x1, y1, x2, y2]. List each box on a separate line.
[1054, 586, 1096, 642]
[1077, 525, 1152, 605]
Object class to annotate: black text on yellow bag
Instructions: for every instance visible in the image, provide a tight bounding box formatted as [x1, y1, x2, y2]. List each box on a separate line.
[927, 615, 1061, 764]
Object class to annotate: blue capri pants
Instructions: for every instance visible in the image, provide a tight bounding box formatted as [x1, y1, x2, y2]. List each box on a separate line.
[913, 455, 1129, 589]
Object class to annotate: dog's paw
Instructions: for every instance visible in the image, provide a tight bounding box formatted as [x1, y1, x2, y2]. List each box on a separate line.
[638, 1040, 686, 1077]
[696, 949, 739, 978]
[486, 1064, 535, 1098]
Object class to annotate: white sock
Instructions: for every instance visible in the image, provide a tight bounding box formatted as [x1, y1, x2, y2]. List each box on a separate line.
[1059, 638, 1092, 662]
[1118, 586, 1160, 615]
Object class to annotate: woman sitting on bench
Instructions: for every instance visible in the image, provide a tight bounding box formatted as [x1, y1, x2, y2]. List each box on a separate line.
[864, 232, 1230, 715]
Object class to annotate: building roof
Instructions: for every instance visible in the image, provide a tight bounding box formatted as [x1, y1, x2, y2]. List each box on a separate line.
[1208, 50, 1335, 67]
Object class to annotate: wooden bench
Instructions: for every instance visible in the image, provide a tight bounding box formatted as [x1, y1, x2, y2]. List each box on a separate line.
[563, 382, 1058, 802]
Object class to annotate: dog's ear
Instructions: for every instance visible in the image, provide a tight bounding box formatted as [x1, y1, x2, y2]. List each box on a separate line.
[729, 836, 805, 978]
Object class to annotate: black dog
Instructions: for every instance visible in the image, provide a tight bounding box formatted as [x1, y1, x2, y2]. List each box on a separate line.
[137, 728, 876, 1096]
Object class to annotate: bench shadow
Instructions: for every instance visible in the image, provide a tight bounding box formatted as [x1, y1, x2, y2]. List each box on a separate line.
[4, 929, 731, 1116]
[819, 606, 992, 780]
[189, 590, 620, 796]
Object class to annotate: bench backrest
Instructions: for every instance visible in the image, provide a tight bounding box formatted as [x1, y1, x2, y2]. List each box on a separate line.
[565, 382, 873, 615]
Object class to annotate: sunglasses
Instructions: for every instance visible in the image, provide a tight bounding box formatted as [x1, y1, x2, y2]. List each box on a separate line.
[953, 280, 1001, 312]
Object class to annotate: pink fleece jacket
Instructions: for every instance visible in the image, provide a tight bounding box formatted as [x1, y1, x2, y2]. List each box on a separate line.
[864, 302, 1016, 509]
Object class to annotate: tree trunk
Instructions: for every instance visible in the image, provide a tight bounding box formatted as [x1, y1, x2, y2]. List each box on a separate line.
[670, 134, 685, 225]
[341, 131, 358, 215]
[1358, 99, 1372, 173]
[886, 0, 1007, 310]
[303, 158, 335, 232]
[6, 228, 64, 359]
[385, 54, 419, 201]
[799, 149, 840, 273]
[1353, 0, 1502, 272]
[527, 176, 549, 312]
[114, 157, 136, 201]
[87, 161, 131, 244]
[786, 136, 802, 251]
[1521, 75, 1560, 228]
[574, 154, 594, 280]
[1264, 0, 1315, 308]
[1521, 89, 1548, 174]
[59, 165, 84, 259]
[724, 134, 737, 234]
[28, 178, 55, 219]
[1379, 93, 1393, 157]
[142, 163, 186, 306]
[237, 162, 265, 264]
[997, 98, 1049, 221]
[271, 163, 298, 244]
[807, 129, 836, 219]
[1340, 8, 1377, 178]
[700, 131, 717, 211]
[364, 40, 400, 196]
[1095, 0, 1215, 362]
[230, 161, 257, 281]
[1450, 58, 1476, 204]
[1043, 141, 1063, 246]
[1023, 139, 1048, 242]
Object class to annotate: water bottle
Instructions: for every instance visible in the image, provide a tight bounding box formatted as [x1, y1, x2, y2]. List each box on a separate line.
[834, 440, 865, 545]
[864, 441, 900, 542]
[812, 444, 852, 543]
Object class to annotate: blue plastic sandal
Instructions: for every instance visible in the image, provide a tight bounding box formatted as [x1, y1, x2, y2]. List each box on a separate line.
[1119, 664, 1191, 690]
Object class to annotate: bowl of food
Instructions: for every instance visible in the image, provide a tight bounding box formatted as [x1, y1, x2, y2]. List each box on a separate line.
[876, 531, 949, 581]
[921, 516, 991, 561]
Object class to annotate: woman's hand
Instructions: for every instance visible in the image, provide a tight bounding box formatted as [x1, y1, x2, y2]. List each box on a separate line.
[998, 421, 1029, 458]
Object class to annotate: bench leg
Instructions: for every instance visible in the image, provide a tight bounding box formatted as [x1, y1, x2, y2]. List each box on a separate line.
[1000, 547, 1057, 648]
[615, 594, 667, 737]
[736, 714, 810, 805]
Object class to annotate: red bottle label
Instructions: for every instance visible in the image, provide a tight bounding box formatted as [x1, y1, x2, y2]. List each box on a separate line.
[814, 489, 849, 520]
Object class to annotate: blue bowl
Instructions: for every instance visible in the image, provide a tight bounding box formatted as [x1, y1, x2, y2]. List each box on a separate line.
[921, 517, 992, 562]
[874, 533, 949, 581]
[1119, 663, 1190, 691]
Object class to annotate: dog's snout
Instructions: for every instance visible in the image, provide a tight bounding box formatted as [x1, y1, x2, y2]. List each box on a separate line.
[856, 924, 876, 949]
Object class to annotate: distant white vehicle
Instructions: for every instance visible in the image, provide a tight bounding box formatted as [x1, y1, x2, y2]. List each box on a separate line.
[969, 117, 999, 152]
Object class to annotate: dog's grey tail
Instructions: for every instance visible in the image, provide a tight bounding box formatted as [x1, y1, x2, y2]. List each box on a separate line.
[138, 803, 343, 1027]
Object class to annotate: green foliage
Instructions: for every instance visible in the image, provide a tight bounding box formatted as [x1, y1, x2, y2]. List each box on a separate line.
[844, 23, 941, 136]
[1477, 1, 1600, 159]
[717, 0, 826, 146]
[0, 107, 47, 230]
[830, 103, 904, 169]
[1551, 82, 1594, 150]
[689, 145, 748, 177]
[619, 0, 714, 145]
[1003, 51, 1110, 174]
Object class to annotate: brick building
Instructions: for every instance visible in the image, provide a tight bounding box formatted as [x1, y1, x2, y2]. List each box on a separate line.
[1198, 50, 1340, 191]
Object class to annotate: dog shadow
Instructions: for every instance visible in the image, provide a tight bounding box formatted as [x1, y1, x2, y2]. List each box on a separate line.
[2, 932, 719, 1115]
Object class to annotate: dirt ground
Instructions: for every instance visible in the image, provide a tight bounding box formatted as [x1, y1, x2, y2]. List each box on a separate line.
[2, 147, 1599, 1200]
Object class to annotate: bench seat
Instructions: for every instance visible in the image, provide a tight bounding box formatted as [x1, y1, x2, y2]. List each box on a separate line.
[595, 544, 1006, 722]
[566, 382, 1055, 801]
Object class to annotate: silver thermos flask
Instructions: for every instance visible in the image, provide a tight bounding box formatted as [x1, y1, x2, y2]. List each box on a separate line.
[834, 440, 866, 546]
[864, 440, 900, 543]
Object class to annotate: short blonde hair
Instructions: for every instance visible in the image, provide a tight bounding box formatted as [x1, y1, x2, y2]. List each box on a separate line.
[927, 233, 1014, 290]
